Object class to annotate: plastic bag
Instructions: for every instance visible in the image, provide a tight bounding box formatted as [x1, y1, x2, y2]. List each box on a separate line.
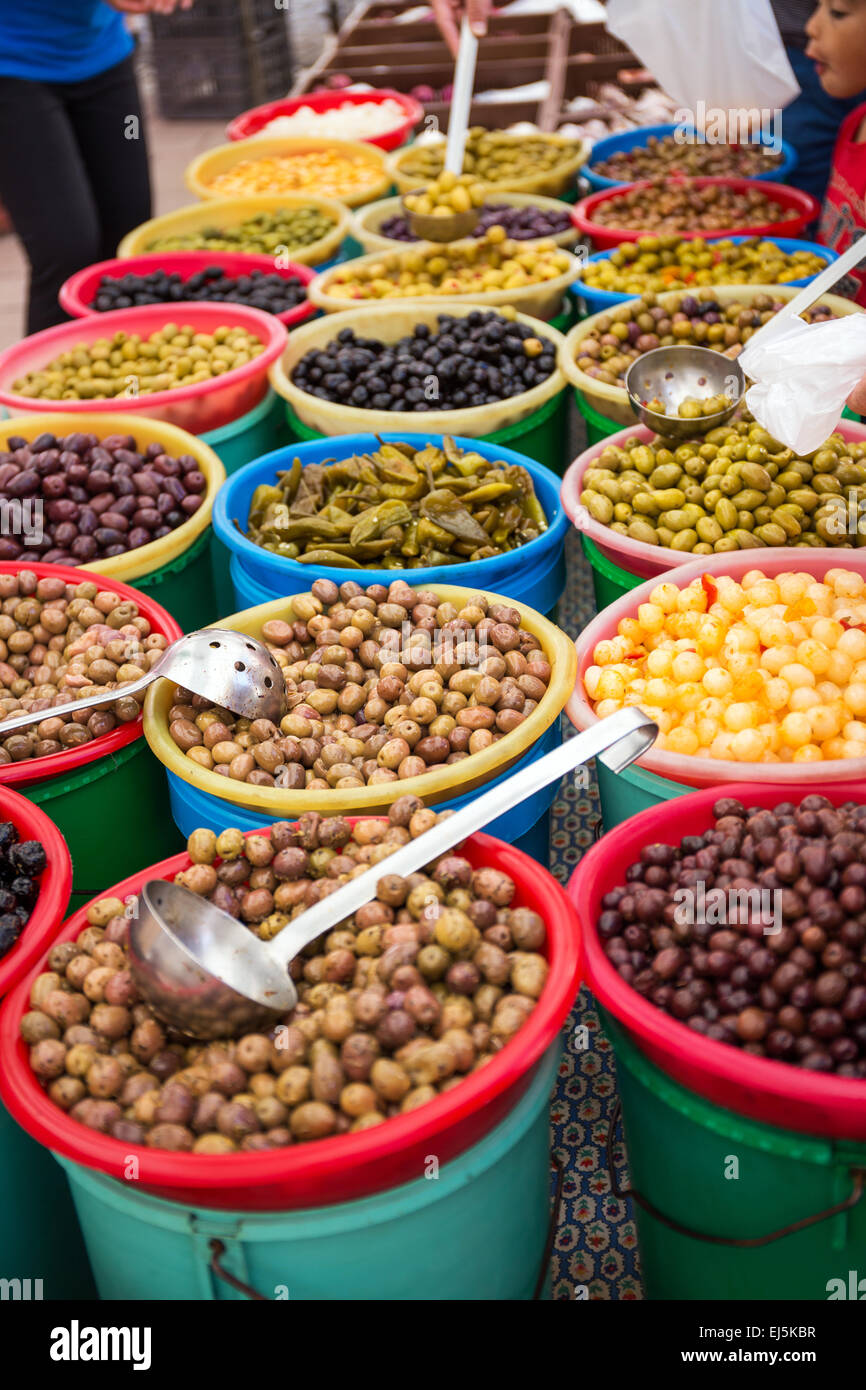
[605, 0, 800, 114]
[740, 314, 866, 455]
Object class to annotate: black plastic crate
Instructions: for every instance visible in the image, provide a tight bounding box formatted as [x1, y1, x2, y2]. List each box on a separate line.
[149, 25, 293, 120]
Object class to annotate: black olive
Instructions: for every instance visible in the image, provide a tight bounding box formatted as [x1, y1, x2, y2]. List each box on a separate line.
[10, 841, 46, 876]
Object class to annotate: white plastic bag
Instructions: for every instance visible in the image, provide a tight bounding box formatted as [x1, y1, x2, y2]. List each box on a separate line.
[740, 315, 866, 455]
[604, 0, 800, 114]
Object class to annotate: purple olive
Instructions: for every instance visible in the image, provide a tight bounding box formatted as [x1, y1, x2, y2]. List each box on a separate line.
[71, 535, 97, 561]
[100, 511, 129, 532]
[41, 473, 67, 499]
[0, 538, 22, 559]
[77, 507, 98, 535]
[110, 494, 136, 517]
[126, 527, 151, 550]
[156, 493, 175, 516]
[163, 477, 186, 504]
[132, 472, 159, 499]
[90, 493, 116, 514]
[30, 433, 56, 452]
[153, 454, 180, 477]
[184, 471, 206, 494]
[8, 470, 39, 497]
[93, 527, 126, 548]
[181, 495, 202, 515]
[103, 544, 126, 557]
[132, 508, 160, 529]
[46, 498, 79, 522]
[54, 522, 78, 548]
[67, 485, 88, 504]
[66, 462, 88, 485]
[113, 475, 135, 497]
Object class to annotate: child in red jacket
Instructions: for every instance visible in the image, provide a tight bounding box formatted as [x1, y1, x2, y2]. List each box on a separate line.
[808, 0, 866, 307]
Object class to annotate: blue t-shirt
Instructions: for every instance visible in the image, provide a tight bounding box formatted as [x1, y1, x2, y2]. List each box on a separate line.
[0, 1, 133, 83]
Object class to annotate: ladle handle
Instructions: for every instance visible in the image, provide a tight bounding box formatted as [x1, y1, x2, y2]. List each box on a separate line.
[748, 235, 866, 348]
[263, 706, 658, 970]
[0, 669, 155, 736]
[445, 17, 478, 174]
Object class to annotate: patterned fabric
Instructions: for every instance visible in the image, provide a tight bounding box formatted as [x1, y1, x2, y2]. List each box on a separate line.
[546, 529, 643, 1300]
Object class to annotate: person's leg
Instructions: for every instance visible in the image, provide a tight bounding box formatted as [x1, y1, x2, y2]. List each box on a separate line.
[61, 52, 152, 261]
[0, 77, 102, 334]
[781, 45, 866, 203]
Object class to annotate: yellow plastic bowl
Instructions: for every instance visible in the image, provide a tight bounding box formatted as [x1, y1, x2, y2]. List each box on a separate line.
[185, 137, 392, 210]
[0, 413, 225, 585]
[350, 192, 582, 256]
[559, 284, 864, 428]
[143, 583, 577, 817]
[268, 300, 567, 438]
[116, 194, 350, 267]
[306, 242, 581, 322]
[387, 135, 590, 199]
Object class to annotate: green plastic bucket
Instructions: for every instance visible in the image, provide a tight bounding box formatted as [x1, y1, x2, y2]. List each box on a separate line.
[205, 390, 294, 616]
[603, 1012, 866, 1300]
[0, 1098, 96, 1299]
[27, 739, 184, 910]
[573, 387, 624, 446]
[581, 534, 643, 613]
[201, 388, 288, 477]
[130, 526, 218, 633]
[283, 389, 569, 473]
[55, 1041, 560, 1301]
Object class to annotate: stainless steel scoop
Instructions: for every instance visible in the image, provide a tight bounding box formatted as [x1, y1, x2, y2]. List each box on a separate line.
[625, 345, 746, 440]
[127, 706, 658, 1039]
[0, 628, 286, 736]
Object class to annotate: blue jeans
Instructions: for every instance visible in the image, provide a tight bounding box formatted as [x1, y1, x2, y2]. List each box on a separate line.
[781, 45, 866, 204]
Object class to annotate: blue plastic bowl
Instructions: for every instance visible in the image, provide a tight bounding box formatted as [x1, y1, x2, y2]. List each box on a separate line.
[570, 235, 838, 318]
[582, 124, 798, 192]
[212, 432, 569, 615]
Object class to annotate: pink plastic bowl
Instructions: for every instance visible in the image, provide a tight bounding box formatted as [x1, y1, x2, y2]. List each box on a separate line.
[225, 89, 423, 151]
[561, 419, 866, 581]
[567, 546, 866, 789]
[572, 177, 821, 251]
[59, 253, 317, 330]
[569, 778, 866, 1139]
[0, 303, 288, 435]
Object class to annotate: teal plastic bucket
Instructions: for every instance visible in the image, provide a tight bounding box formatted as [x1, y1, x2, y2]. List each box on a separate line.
[595, 756, 689, 833]
[0, 1097, 96, 1298]
[214, 432, 568, 616]
[282, 389, 569, 473]
[602, 1012, 866, 1300]
[581, 534, 643, 612]
[55, 1040, 560, 1301]
[166, 716, 562, 866]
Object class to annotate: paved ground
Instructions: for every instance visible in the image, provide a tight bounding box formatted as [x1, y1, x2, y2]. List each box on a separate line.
[0, 3, 339, 349]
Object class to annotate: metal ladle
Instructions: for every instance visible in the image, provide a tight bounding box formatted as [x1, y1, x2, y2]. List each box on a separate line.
[0, 628, 287, 737]
[405, 16, 480, 244]
[625, 344, 746, 441]
[127, 706, 658, 1039]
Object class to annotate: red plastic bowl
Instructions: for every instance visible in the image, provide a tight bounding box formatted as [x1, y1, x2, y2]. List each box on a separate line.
[0, 828, 581, 1211]
[59, 253, 317, 330]
[225, 90, 423, 152]
[0, 561, 181, 791]
[572, 177, 821, 251]
[569, 780, 866, 1140]
[0, 303, 288, 435]
[0, 787, 71, 998]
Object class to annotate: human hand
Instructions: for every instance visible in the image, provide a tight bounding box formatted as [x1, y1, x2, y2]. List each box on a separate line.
[430, 0, 492, 57]
[848, 375, 866, 415]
